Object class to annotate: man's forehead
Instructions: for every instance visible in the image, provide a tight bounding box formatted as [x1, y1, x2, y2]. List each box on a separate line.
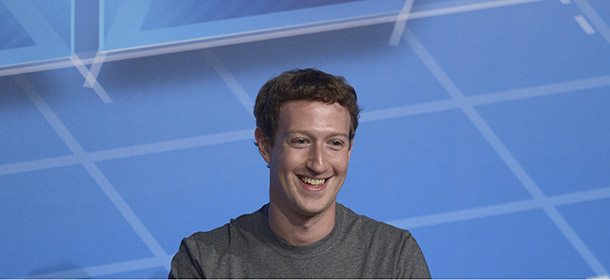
[279, 100, 347, 113]
[277, 101, 350, 132]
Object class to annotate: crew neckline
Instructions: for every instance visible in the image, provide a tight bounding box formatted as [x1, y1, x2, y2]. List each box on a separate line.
[258, 203, 343, 259]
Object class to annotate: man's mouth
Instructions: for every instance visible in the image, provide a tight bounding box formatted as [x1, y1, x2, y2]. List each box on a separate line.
[298, 176, 327, 187]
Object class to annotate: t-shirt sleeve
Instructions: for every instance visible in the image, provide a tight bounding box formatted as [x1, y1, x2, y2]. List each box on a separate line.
[168, 238, 205, 279]
[396, 231, 431, 279]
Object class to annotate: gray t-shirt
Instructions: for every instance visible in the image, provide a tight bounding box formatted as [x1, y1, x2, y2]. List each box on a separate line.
[169, 203, 430, 278]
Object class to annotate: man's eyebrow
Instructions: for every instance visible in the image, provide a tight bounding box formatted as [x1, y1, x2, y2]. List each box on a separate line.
[328, 132, 349, 139]
[287, 130, 348, 138]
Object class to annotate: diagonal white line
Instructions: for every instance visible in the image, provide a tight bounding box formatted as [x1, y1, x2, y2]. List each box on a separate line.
[404, 28, 609, 276]
[201, 49, 254, 114]
[390, 186, 610, 229]
[575, 15, 597, 35]
[3, 73, 610, 177]
[0, 155, 82, 176]
[392, 198, 542, 229]
[14, 76, 86, 152]
[389, 0, 414, 46]
[588, 274, 610, 279]
[463, 105, 548, 198]
[69, 55, 113, 103]
[410, 0, 543, 19]
[29, 185, 610, 278]
[467, 75, 610, 106]
[103, 0, 153, 50]
[2, 0, 69, 50]
[84, 52, 108, 88]
[360, 99, 458, 122]
[573, 0, 610, 46]
[0, 129, 254, 176]
[87, 128, 253, 162]
[102, 0, 544, 54]
[12, 75, 169, 271]
[404, 28, 542, 199]
[0, 0, 543, 78]
[107, 0, 543, 60]
[27, 255, 171, 278]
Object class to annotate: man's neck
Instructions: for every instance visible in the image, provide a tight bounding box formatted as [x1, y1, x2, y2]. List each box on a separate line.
[267, 202, 336, 246]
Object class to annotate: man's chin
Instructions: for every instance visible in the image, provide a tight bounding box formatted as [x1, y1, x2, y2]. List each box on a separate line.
[295, 200, 336, 217]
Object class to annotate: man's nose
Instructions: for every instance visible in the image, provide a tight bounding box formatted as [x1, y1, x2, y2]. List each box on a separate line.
[306, 143, 327, 174]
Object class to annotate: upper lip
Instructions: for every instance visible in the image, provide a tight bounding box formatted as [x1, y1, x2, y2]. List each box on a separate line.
[297, 175, 329, 180]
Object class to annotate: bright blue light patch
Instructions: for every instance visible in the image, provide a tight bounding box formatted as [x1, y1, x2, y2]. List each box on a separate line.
[0, 1, 35, 50]
[140, 0, 366, 31]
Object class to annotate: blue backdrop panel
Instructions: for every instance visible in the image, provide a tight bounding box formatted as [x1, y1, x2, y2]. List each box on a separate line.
[559, 198, 610, 270]
[211, 23, 451, 109]
[95, 140, 269, 254]
[409, 0, 610, 95]
[412, 209, 593, 278]
[0, 0, 72, 67]
[0, 76, 72, 164]
[343, 111, 531, 220]
[100, 0, 404, 51]
[477, 88, 610, 195]
[23, 54, 252, 152]
[0, 165, 153, 278]
[1, 0, 609, 278]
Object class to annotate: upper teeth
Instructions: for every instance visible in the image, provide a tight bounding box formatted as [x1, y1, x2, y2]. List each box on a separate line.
[301, 177, 325, 186]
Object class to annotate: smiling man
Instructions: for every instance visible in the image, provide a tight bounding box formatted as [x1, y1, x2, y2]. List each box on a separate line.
[169, 68, 430, 278]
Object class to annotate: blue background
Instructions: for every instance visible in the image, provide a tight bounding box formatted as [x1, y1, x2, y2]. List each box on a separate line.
[1, 0, 609, 278]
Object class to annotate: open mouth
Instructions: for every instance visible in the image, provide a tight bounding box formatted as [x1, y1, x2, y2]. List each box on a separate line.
[298, 176, 328, 188]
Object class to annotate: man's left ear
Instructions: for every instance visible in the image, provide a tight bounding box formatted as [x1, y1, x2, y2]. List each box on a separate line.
[348, 140, 354, 159]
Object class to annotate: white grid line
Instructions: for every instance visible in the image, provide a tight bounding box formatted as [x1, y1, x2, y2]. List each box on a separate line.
[0, 0, 606, 276]
[403, 27, 609, 276]
[28, 186, 610, 278]
[575, 15, 597, 34]
[69, 55, 113, 103]
[0, 0, 543, 78]
[83, 51, 108, 88]
[4, 71, 608, 276]
[27, 255, 171, 279]
[573, 0, 610, 45]
[0, 129, 253, 176]
[0, 154, 82, 176]
[201, 49, 255, 114]
[12, 75, 170, 272]
[2, 74, 609, 177]
[95, 0, 543, 55]
[388, 0, 414, 46]
[390, 186, 610, 228]
[2, 0, 69, 51]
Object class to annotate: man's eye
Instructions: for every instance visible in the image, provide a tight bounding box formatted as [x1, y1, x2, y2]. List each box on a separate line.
[330, 140, 344, 147]
[292, 138, 307, 145]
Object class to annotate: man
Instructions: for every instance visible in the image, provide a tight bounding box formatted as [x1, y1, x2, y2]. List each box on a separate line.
[169, 68, 430, 278]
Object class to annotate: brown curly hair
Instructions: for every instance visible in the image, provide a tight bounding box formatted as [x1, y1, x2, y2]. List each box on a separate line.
[254, 68, 361, 146]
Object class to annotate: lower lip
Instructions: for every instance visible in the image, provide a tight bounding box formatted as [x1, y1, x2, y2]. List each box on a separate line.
[299, 178, 328, 192]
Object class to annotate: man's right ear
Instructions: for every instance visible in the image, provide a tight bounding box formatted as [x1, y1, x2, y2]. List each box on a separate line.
[254, 128, 272, 164]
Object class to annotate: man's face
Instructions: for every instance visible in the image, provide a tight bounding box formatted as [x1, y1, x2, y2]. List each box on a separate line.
[257, 101, 353, 217]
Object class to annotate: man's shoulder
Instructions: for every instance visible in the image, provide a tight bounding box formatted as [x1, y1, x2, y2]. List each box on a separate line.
[183, 205, 265, 250]
[338, 203, 411, 238]
[185, 223, 229, 246]
[336, 203, 430, 278]
[170, 206, 271, 278]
